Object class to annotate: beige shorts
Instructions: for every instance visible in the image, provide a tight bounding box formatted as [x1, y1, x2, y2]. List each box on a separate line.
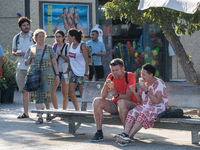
[16, 68, 27, 91]
[107, 99, 137, 115]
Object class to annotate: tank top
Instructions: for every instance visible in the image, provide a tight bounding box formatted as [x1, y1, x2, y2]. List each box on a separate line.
[68, 42, 87, 76]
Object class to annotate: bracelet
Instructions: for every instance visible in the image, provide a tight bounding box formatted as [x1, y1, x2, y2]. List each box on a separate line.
[115, 93, 119, 98]
[84, 74, 89, 77]
[56, 74, 59, 76]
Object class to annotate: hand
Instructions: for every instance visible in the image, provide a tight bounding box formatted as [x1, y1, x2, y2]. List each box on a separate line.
[83, 75, 88, 81]
[129, 84, 136, 93]
[109, 87, 117, 97]
[139, 83, 147, 92]
[57, 50, 61, 55]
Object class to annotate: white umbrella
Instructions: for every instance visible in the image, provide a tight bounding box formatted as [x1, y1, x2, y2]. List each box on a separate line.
[138, 0, 200, 14]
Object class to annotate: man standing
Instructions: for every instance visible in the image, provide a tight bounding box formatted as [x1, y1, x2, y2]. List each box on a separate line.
[12, 17, 35, 119]
[91, 58, 138, 142]
[86, 30, 106, 81]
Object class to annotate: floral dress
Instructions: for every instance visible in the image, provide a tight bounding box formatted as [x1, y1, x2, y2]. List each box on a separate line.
[24, 45, 56, 104]
[126, 79, 168, 129]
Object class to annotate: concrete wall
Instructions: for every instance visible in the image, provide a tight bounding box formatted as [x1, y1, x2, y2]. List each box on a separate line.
[171, 31, 200, 79]
[0, 0, 25, 60]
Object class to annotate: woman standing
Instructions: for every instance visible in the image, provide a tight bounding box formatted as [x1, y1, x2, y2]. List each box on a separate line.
[24, 29, 60, 124]
[73, 7, 83, 30]
[52, 30, 69, 110]
[67, 28, 89, 110]
[115, 63, 168, 146]
[53, 8, 69, 34]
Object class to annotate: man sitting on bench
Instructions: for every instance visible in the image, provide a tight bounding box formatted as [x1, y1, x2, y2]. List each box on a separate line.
[91, 58, 138, 142]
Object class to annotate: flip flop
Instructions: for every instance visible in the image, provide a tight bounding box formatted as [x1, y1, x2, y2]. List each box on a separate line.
[17, 113, 29, 119]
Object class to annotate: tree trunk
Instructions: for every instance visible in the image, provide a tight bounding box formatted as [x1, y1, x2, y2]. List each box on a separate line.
[162, 28, 200, 85]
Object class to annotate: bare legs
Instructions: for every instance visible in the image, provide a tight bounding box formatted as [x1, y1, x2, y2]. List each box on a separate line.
[93, 97, 109, 130]
[69, 82, 79, 110]
[124, 121, 143, 138]
[52, 80, 69, 110]
[22, 91, 29, 116]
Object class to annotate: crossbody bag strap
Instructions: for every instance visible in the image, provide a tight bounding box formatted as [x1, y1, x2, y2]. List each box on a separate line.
[56, 43, 66, 63]
[39, 45, 47, 71]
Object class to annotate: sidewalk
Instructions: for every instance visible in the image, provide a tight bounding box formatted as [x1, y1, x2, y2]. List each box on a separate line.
[0, 90, 199, 150]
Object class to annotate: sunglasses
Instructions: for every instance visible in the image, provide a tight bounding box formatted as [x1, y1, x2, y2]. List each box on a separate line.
[109, 60, 124, 66]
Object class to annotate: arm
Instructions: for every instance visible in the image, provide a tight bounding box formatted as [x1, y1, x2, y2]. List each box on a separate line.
[0, 56, 3, 68]
[77, 14, 83, 26]
[139, 84, 162, 104]
[81, 43, 89, 81]
[24, 51, 34, 66]
[51, 57, 60, 83]
[55, 14, 62, 28]
[101, 81, 109, 99]
[129, 85, 142, 103]
[109, 87, 133, 101]
[57, 50, 69, 62]
[96, 51, 106, 56]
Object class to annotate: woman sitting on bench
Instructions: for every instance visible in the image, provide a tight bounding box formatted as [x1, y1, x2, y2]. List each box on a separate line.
[115, 63, 168, 146]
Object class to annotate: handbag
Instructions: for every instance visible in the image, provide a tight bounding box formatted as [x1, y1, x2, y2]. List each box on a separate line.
[23, 45, 47, 92]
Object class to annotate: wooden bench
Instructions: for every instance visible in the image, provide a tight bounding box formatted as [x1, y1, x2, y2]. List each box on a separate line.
[31, 81, 200, 144]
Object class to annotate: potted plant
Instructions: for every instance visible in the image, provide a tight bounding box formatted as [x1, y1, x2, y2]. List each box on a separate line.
[0, 46, 17, 103]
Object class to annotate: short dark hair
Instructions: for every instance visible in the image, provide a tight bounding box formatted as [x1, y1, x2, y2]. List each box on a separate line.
[55, 30, 66, 43]
[109, 58, 124, 67]
[92, 30, 99, 35]
[18, 17, 31, 28]
[142, 63, 156, 76]
[63, 7, 66, 10]
[68, 28, 84, 43]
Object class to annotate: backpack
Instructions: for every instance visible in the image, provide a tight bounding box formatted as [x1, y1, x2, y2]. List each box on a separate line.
[15, 32, 36, 49]
[111, 72, 128, 84]
[111, 72, 138, 92]
[80, 43, 93, 64]
[52, 43, 68, 63]
[157, 108, 191, 120]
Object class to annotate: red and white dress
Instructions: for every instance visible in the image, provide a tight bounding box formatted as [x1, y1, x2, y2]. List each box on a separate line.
[126, 79, 168, 129]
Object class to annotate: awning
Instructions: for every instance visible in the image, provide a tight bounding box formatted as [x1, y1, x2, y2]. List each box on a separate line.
[138, 0, 200, 14]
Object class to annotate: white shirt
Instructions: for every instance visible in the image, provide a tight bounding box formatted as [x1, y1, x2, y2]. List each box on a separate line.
[68, 42, 88, 76]
[12, 31, 34, 70]
[55, 44, 69, 72]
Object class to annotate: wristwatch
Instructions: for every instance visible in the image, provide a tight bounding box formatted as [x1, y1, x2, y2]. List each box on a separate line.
[84, 74, 89, 77]
[56, 74, 59, 76]
[115, 93, 119, 98]
[145, 90, 149, 94]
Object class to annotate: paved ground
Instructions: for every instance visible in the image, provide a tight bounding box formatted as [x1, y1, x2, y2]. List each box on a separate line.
[0, 90, 200, 150]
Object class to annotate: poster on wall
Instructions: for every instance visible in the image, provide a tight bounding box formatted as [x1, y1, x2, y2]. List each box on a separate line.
[43, 3, 89, 36]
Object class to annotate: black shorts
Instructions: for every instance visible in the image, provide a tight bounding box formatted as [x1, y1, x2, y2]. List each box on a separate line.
[89, 65, 105, 80]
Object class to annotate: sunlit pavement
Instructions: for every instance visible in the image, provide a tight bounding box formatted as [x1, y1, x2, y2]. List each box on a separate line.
[0, 91, 199, 150]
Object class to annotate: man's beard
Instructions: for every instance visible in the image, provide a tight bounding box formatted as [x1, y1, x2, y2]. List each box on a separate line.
[21, 28, 29, 33]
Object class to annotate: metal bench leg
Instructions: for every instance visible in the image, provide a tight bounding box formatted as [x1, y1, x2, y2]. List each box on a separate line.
[191, 129, 199, 144]
[68, 118, 75, 134]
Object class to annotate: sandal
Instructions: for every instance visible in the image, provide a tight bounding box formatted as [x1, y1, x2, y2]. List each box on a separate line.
[36, 118, 43, 124]
[46, 114, 56, 122]
[17, 113, 29, 119]
[115, 132, 131, 143]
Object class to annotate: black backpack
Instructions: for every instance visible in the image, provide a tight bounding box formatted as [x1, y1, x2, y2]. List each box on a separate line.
[15, 32, 36, 49]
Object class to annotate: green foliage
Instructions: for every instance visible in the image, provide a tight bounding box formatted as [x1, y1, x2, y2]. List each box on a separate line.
[1, 46, 17, 89]
[104, 0, 200, 36]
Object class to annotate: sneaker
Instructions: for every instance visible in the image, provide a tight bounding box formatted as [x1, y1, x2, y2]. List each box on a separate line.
[116, 141, 127, 147]
[91, 132, 104, 142]
[115, 133, 131, 143]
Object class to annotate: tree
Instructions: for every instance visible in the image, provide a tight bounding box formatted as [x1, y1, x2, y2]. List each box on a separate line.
[104, 0, 200, 85]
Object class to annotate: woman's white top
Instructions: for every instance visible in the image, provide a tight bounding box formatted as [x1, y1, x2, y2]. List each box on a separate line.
[68, 42, 87, 76]
[56, 44, 69, 72]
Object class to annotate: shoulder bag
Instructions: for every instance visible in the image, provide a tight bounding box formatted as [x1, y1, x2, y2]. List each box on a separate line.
[23, 45, 47, 92]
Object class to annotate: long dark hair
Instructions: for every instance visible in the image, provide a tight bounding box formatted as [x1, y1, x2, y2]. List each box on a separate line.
[55, 30, 66, 43]
[68, 28, 84, 43]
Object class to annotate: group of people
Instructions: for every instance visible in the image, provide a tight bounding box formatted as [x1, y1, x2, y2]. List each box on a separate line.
[12, 16, 168, 146]
[13, 17, 106, 124]
[53, 7, 83, 34]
